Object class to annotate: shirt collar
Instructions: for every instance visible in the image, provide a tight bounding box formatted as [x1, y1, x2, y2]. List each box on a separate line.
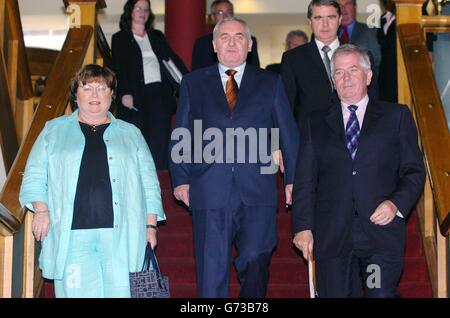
[315, 37, 340, 53]
[340, 94, 369, 112]
[218, 62, 246, 76]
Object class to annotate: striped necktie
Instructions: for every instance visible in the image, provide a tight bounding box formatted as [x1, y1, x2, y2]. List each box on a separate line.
[225, 69, 238, 112]
[346, 105, 360, 160]
[321, 46, 333, 90]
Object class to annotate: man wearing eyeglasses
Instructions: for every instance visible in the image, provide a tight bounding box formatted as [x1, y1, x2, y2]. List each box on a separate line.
[191, 0, 260, 71]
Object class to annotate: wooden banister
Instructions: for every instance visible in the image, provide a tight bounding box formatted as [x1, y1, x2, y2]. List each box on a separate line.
[398, 23, 450, 236]
[5, 0, 33, 100]
[95, 24, 112, 69]
[0, 47, 19, 175]
[0, 25, 93, 237]
[26, 48, 59, 77]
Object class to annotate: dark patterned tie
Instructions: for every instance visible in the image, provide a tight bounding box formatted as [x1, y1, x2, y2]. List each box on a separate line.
[225, 69, 238, 112]
[346, 105, 360, 160]
[340, 25, 349, 43]
[321, 46, 333, 90]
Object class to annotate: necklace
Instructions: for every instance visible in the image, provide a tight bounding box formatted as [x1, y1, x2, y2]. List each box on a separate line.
[78, 116, 109, 132]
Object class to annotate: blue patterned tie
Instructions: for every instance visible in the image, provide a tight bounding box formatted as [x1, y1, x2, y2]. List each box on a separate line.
[346, 105, 360, 160]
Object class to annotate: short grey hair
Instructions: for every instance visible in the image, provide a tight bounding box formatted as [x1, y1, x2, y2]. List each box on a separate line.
[330, 44, 371, 74]
[286, 30, 309, 45]
[213, 17, 252, 41]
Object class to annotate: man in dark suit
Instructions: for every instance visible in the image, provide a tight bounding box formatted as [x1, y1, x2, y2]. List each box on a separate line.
[338, 0, 381, 69]
[292, 44, 425, 298]
[191, 0, 260, 70]
[281, 0, 342, 126]
[169, 17, 299, 298]
[377, 0, 397, 102]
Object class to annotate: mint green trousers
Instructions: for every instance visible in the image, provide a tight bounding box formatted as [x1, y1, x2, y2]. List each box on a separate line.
[53, 228, 130, 298]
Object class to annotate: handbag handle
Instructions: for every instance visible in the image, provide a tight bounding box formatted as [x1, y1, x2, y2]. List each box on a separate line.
[142, 243, 163, 277]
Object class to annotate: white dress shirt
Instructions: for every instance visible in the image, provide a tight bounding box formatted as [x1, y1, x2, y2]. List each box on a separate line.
[133, 33, 162, 84]
[218, 62, 246, 91]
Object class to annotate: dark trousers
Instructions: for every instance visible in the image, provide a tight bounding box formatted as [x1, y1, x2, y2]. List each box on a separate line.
[315, 215, 403, 298]
[119, 82, 172, 170]
[192, 180, 277, 298]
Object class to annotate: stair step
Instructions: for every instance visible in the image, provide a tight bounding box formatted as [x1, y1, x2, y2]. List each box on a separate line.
[155, 172, 433, 298]
[165, 283, 310, 298]
[158, 257, 308, 285]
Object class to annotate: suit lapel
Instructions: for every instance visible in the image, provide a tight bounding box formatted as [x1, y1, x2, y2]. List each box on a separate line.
[307, 41, 333, 89]
[234, 64, 258, 114]
[205, 65, 230, 115]
[147, 30, 164, 63]
[360, 99, 383, 138]
[350, 22, 362, 42]
[354, 99, 383, 161]
[325, 102, 346, 145]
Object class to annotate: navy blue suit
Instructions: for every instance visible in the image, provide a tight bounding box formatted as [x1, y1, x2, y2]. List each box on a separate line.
[169, 64, 299, 297]
[292, 99, 425, 297]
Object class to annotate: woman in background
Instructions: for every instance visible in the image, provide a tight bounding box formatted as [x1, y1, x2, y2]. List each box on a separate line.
[112, 0, 188, 170]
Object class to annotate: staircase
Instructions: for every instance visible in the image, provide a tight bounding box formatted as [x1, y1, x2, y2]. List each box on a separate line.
[156, 170, 433, 298]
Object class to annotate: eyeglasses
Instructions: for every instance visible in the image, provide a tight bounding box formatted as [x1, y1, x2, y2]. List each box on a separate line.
[134, 6, 150, 13]
[79, 83, 111, 95]
[212, 9, 233, 16]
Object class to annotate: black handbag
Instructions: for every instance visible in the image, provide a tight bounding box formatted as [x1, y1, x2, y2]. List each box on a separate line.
[129, 244, 170, 298]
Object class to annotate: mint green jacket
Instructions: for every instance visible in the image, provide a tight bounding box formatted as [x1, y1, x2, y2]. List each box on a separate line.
[19, 111, 165, 284]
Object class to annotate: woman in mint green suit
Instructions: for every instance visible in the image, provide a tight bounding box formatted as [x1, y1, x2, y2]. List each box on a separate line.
[19, 64, 165, 297]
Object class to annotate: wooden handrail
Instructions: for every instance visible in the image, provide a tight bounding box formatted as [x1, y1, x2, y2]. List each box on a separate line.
[95, 24, 112, 69]
[5, 0, 33, 100]
[0, 25, 93, 236]
[0, 47, 19, 175]
[398, 23, 450, 235]
[26, 48, 59, 77]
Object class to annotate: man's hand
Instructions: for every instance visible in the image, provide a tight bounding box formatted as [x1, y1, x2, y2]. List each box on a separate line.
[122, 94, 134, 109]
[285, 184, 293, 205]
[32, 211, 50, 241]
[174, 184, 190, 207]
[293, 230, 314, 261]
[273, 149, 285, 173]
[370, 200, 398, 226]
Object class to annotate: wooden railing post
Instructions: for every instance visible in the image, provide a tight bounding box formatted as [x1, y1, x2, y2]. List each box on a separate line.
[437, 222, 449, 297]
[394, 0, 427, 107]
[0, 0, 5, 52]
[0, 235, 13, 297]
[21, 212, 34, 298]
[66, 0, 103, 65]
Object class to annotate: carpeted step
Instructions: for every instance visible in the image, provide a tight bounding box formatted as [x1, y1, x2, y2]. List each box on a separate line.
[157, 257, 308, 285]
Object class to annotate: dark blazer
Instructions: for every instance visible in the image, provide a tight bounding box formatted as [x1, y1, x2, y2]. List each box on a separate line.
[377, 14, 398, 103]
[281, 41, 338, 126]
[291, 99, 425, 260]
[350, 22, 381, 69]
[191, 33, 260, 71]
[169, 64, 299, 210]
[265, 63, 281, 74]
[111, 29, 189, 117]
